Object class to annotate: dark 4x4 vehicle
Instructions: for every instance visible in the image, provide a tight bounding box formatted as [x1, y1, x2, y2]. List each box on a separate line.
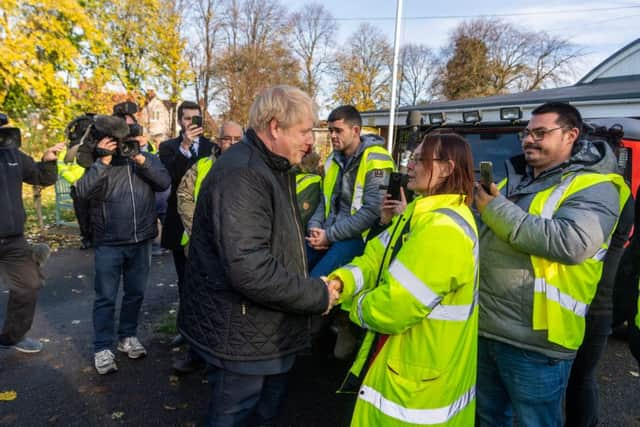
[395, 117, 640, 193]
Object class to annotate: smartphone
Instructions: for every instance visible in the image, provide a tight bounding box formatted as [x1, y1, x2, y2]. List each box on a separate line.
[387, 172, 404, 201]
[191, 116, 203, 128]
[479, 161, 494, 192]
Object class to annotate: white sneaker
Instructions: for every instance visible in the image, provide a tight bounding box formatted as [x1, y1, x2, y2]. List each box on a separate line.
[94, 349, 117, 375]
[117, 336, 147, 359]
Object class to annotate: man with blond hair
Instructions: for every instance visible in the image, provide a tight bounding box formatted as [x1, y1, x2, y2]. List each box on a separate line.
[178, 85, 339, 426]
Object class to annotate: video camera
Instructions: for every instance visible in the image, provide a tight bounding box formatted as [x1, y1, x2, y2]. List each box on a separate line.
[67, 102, 145, 167]
[0, 113, 22, 149]
[112, 101, 144, 158]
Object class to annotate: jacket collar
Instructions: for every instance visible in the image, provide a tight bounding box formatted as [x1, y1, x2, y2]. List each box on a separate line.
[413, 194, 468, 215]
[244, 128, 292, 172]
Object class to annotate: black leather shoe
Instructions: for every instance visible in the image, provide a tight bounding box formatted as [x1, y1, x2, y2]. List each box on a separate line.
[80, 238, 92, 250]
[173, 352, 205, 375]
[169, 334, 185, 348]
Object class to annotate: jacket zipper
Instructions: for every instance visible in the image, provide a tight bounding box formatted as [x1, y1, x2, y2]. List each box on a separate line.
[288, 172, 312, 331]
[127, 165, 138, 242]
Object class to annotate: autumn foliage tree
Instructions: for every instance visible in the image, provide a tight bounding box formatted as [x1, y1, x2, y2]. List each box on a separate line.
[211, 0, 300, 124]
[289, 3, 337, 103]
[435, 18, 582, 100]
[436, 35, 493, 100]
[332, 23, 392, 111]
[0, 0, 96, 139]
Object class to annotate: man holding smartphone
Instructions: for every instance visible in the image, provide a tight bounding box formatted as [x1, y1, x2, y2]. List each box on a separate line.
[159, 101, 216, 347]
[473, 102, 628, 426]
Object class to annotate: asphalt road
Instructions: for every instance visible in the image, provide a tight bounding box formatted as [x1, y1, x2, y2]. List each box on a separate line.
[0, 247, 639, 426]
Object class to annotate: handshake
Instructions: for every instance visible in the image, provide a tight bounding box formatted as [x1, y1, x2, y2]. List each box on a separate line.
[321, 276, 343, 315]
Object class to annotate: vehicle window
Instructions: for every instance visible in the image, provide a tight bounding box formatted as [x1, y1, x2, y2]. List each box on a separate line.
[461, 132, 522, 182]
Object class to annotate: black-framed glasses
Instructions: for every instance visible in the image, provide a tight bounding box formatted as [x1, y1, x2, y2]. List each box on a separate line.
[220, 136, 241, 143]
[409, 153, 444, 162]
[518, 127, 566, 141]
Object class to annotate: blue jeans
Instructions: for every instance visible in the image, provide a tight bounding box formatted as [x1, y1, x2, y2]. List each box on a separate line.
[307, 238, 365, 278]
[205, 366, 289, 427]
[93, 241, 151, 352]
[476, 337, 574, 427]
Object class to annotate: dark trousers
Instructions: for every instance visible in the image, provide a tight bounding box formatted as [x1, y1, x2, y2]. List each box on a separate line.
[70, 186, 92, 241]
[565, 315, 610, 427]
[630, 322, 640, 370]
[0, 236, 42, 345]
[205, 366, 289, 427]
[172, 248, 187, 293]
[93, 241, 151, 352]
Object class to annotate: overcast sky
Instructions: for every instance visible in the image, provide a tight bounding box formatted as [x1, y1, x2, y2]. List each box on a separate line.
[287, 0, 640, 81]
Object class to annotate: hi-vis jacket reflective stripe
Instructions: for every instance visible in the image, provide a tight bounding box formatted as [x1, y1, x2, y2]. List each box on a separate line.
[180, 157, 214, 246]
[57, 150, 85, 184]
[296, 173, 321, 194]
[322, 145, 394, 238]
[498, 172, 629, 350]
[331, 194, 479, 426]
[296, 173, 322, 225]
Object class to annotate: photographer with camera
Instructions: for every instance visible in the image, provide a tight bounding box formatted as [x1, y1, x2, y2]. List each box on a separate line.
[158, 101, 215, 348]
[74, 115, 170, 374]
[0, 114, 63, 353]
[113, 101, 155, 154]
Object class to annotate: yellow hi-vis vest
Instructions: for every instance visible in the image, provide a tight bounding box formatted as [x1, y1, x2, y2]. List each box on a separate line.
[296, 173, 321, 195]
[322, 146, 394, 238]
[57, 150, 85, 184]
[499, 172, 629, 350]
[180, 157, 214, 246]
[332, 195, 479, 426]
[296, 173, 322, 225]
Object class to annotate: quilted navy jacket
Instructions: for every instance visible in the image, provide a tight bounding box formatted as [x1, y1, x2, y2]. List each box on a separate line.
[179, 129, 329, 361]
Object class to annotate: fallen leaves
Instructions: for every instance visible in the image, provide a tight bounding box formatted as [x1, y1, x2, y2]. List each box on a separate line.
[111, 411, 125, 420]
[163, 403, 189, 411]
[0, 391, 17, 401]
[169, 375, 180, 386]
[630, 371, 639, 377]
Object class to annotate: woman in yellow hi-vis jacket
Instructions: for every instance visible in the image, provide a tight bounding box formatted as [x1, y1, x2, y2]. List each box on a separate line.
[328, 132, 479, 426]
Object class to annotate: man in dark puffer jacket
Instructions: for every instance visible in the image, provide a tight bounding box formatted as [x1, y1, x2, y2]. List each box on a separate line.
[75, 129, 170, 375]
[0, 128, 63, 354]
[179, 85, 339, 426]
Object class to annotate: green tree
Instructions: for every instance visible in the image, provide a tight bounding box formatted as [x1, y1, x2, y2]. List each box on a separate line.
[153, 0, 192, 135]
[92, 0, 163, 95]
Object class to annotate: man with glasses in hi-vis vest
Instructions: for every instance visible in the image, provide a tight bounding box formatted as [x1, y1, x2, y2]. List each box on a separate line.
[474, 102, 629, 427]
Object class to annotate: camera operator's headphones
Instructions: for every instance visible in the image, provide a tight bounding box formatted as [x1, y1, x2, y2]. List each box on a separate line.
[64, 113, 95, 163]
[113, 101, 139, 121]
